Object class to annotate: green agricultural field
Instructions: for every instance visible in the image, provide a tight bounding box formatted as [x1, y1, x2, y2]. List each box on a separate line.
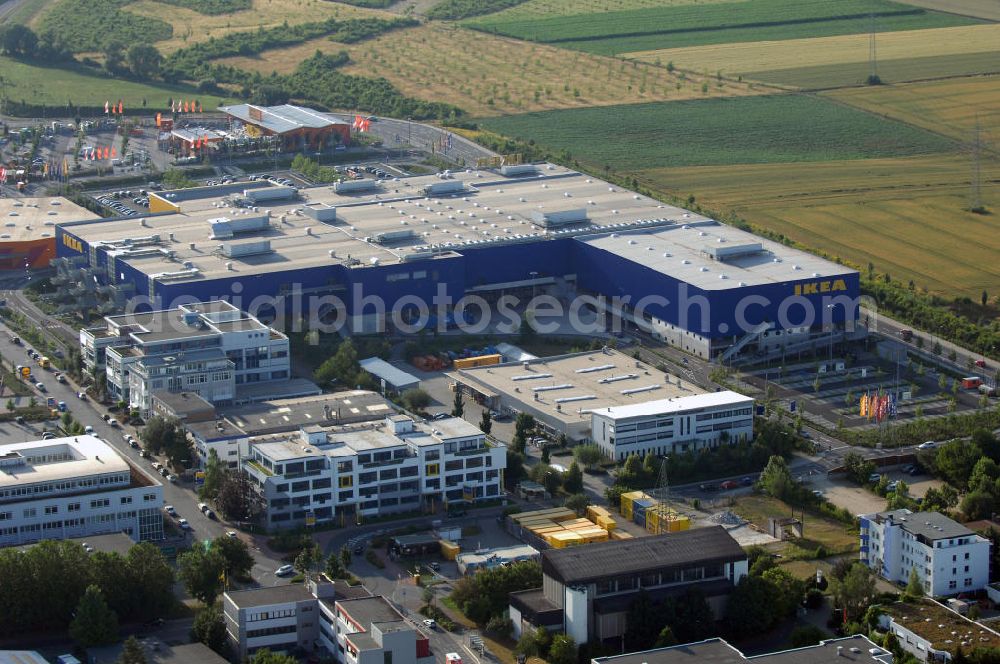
[489, 0, 743, 21]
[632, 155, 1000, 298]
[0, 56, 234, 110]
[467, 0, 981, 56]
[478, 95, 956, 171]
[754, 52, 1000, 89]
[39, 0, 173, 53]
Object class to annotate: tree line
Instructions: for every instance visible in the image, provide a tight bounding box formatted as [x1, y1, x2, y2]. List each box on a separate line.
[0, 540, 174, 637]
[161, 17, 416, 83]
[426, 0, 532, 20]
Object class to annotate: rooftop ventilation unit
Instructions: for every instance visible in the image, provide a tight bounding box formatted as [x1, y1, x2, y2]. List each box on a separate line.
[533, 384, 573, 392]
[530, 208, 588, 228]
[576, 364, 615, 374]
[302, 203, 337, 222]
[499, 164, 538, 177]
[221, 240, 272, 258]
[703, 242, 764, 262]
[423, 181, 465, 196]
[209, 215, 270, 240]
[512, 373, 553, 381]
[375, 229, 417, 245]
[334, 179, 379, 194]
[243, 186, 295, 205]
[621, 385, 660, 395]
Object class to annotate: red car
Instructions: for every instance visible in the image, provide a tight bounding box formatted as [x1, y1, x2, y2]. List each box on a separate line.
[720, 480, 738, 490]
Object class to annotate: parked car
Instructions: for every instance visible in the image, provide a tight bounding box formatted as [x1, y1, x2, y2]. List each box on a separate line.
[226, 531, 238, 539]
[422, 619, 437, 630]
[812, 489, 825, 498]
[276, 564, 295, 577]
[84, 425, 94, 434]
[34, 382, 46, 392]
[164, 505, 177, 516]
[178, 519, 190, 530]
[699, 483, 718, 492]
[740, 476, 753, 486]
[868, 472, 882, 483]
[720, 480, 738, 490]
[917, 441, 937, 450]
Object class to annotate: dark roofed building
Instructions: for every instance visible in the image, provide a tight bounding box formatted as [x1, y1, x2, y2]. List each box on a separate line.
[510, 528, 748, 646]
[542, 526, 746, 585]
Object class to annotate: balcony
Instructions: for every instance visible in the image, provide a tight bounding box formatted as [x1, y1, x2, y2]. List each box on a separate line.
[248, 460, 274, 477]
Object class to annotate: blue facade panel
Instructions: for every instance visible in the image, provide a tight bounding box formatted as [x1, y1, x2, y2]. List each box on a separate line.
[459, 240, 573, 288]
[572, 240, 859, 339]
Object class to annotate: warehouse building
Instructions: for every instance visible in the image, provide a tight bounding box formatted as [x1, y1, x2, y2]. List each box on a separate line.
[591, 635, 891, 664]
[219, 104, 350, 151]
[508, 527, 747, 645]
[452, 347, 751, 447]
[55, 163, 860, 361]
[0, 196, 98, 269]
[0, 435, 163, 546]
[244, 413, 504, 529]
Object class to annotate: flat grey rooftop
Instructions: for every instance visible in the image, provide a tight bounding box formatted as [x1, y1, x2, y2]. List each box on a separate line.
[575, 220, 856, 290]
[337, 596, 404, 627]
[452, 348, 697, 427]
[226, 584, 314, 608]
[876, 509, 974, 541]
[593, 635, 890, 664]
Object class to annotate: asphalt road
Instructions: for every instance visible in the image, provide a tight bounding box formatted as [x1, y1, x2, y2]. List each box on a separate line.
[327, 114, 497, 168]
[0, 318, 289, 586]
[866, 306, 997, 383]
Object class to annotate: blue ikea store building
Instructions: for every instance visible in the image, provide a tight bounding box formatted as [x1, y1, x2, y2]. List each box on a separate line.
[54, 164, 859, 359]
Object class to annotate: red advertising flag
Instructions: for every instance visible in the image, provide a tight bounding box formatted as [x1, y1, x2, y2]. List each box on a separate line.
[104, 101, 110, 114]
[111, 146, 117, 158]
[104, 147, 110, 159]
[118, 101, 124, 114]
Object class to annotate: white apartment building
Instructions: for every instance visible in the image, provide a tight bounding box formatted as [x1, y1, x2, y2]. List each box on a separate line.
[245, 414, 504, 529]
[224, 575, 434, 664]
[0, 435, 163, 547]
[80, 300, 290, 415]
[590, 391, 755, 461]
[860, 509, 991, 597]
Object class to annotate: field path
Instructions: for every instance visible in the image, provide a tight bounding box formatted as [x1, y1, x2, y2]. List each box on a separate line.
[622, 24, 1000, 78]
[894, 0, 1000, 21]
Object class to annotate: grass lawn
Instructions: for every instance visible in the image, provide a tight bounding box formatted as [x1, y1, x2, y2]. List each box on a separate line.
[478, 94, 956, 170]
[826, 76, 1000, 140]
[467, 0, 981, 56]
[217, 23, 763, 116]
[0, 56, 235, 110]
[634, 155, 1000, 298]
[125, 0, 391, 53]
[623, 24, 1000, 88]
[732, 494, 858, 557]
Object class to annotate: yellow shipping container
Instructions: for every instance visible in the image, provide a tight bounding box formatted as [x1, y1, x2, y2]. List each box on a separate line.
[611, 530, 633, 540]
[440, 540, 460, 561]
[586, 505, 611, 520]
[596, 515, 617, 531]
[550, 532, 585, 548]
[667, 515, 691, 532]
